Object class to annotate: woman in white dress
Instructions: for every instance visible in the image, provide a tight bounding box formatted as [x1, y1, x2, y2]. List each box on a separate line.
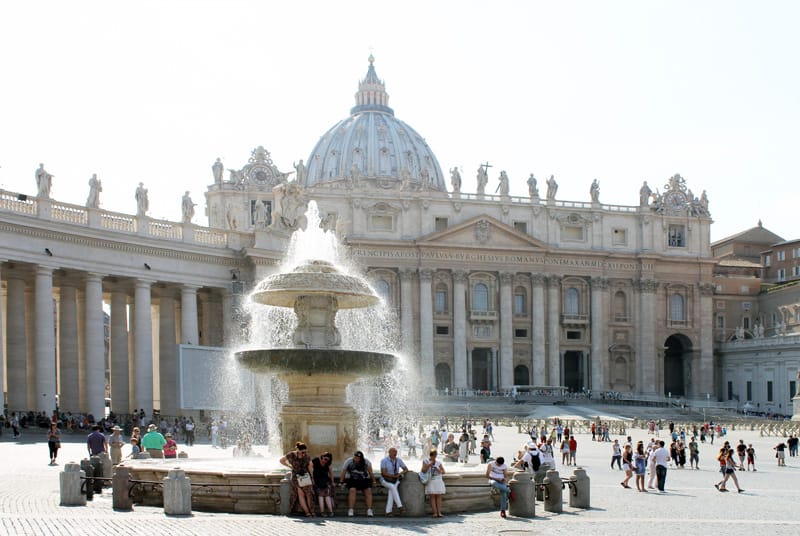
[421, 449, 446, 517]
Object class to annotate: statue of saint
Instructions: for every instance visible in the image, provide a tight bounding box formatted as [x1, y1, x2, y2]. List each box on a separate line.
[86, 173, 102, 208]
[254, 200, 268, 228]
[527, 173, 539, 198]
[450, 167, 462, 193]
[293, 159, 307, 184]
[35, 163, 53, 199]
[496, 170, 510, 196]
[590, 179, 600, 203]
[181, 191, 196, 223]
[639, 181, 652, 206]
[700, 190, 709, 213]
[212, 158, 224, 184]
[546, 175, 558, 201]
[420, 166, 430, 190]
[350, 162, 361, 187]
[476, 165, 488, 195]
[135, 182, 149, 216]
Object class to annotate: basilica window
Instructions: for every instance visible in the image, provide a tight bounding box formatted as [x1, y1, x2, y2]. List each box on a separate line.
[375, 279, 391, 305]
[513, 287, 527, 316]
[513, 221, 528, 234]
[613, 290, 628, 322]
[668, 225, 686, 247]
[565, 287, 580, 316]
[612, 228, 628, 246]
[473, 283, 489, 312]
[435, 217, 448, 232]
[435, 284, 449, 314]
[669, 293, 685, 323]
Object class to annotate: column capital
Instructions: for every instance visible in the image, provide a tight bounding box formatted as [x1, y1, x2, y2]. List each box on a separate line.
[530, 273, 546, 286]
[698, 282, 715, 296]
[546, 274, 562, 287]
[399, 267, 416, 281]
[35, 264, 57, 276]
[135, 278, 156, 289]
[84, 272, 105, 284]
[591, 276, 609, 290]
[419, 268, 434, 282]
[636, 278, 659, 294]
[499, 272, 514, 286]
[453, 269, 469, 284]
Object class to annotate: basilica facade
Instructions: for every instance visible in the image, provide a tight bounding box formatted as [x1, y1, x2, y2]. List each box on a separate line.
[0, 58, 715, 419]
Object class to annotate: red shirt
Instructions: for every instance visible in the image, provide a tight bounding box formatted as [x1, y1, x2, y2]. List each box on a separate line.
[569, 438, 577, 451]
[163, 439, 178, 457]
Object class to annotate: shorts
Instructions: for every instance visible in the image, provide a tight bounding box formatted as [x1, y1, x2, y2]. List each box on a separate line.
[346, 478, 372, 491]
[622, 463, 631, 472]
[725, 468, 735, 474]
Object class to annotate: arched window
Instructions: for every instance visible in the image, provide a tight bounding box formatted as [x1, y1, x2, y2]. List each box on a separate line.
[514, 365, 530, 385]
[435, 283, 448, 314]
[670, 293, 685, 322]
[613, 290, 627, 321]
[473, 283, 489, 311]
[375, 279, 391, 305]
[514, 287, 527, 315]
[565, 287, 580, 316]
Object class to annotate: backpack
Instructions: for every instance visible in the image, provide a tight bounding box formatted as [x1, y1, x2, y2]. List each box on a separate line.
[530, 451, 541, 471]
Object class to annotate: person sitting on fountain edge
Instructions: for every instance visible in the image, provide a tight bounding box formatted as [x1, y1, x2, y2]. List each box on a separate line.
[340, 450, 376, 517]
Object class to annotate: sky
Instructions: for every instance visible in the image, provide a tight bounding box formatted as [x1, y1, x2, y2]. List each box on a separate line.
[0, 0, 797, 243]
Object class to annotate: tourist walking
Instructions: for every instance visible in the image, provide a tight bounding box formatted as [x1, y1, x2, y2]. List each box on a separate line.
[620, 444, 633, 489]
[568, 435, 577, 466]
[486, 456, 510, 518]
[774, 440, 787, 466]
[87, 425, 108, 457]
[380, 447, 408, 516]
[634, 441, 648, 492]
[46, 422, 61, 465]
[746, 444, 757, 471]
[312, 452, 335, 517]
[715, 448, 744, 493]
[689, 437, 700, 469]
[560, 439, 570, 465]
[421, 449, 446, 517]
[650, 440, 670, 492]
[611, 439, 622, 469]
[185, 418, 195, 446]
[109, 425, 124, 465]
[340, 450, 376, 517]
[736, 439, 747, 469]
[280, 442, 315, 517]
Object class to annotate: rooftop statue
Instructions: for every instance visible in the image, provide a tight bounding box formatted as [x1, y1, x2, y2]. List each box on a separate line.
[590, 179, 600, 203]
[527, 173, 539, 198]
[182, 191, 196, 223]
[135, 182, 149, 216]
[35, 163, 53, 199]
[476, 165, 488, 195]
[496, 170, 510, 196]
[450, 167, 462, 193]
[639, 181, 652, 207]
[546, 175, 558, 201]
[86, 174, 102, 209]
[293, 159, 306, 184]
[212, 158, 224, 184]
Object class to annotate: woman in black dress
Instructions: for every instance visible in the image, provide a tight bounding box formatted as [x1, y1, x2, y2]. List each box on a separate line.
[312, 452, 335, 516]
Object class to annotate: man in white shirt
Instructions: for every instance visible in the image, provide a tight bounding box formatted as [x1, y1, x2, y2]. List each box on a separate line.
[650, 440, 671, 492]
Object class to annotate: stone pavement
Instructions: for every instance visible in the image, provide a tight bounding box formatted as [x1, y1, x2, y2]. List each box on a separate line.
[1, 416, 799, 535]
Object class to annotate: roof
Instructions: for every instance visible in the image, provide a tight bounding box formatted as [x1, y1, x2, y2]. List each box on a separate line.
[711, 222, 785, 248]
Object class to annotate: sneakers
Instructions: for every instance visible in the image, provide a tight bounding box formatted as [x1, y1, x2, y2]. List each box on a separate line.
[366, 508, 374, 517]
[738, 489, 745, 493]
[347, 508, 354, 517]
[500, 510, 507, 518]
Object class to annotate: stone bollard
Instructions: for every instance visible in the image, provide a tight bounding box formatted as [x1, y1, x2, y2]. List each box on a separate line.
[163, 468, 192, 515]
[508, 471, 535, 518]
[570, 467, 590, 509]
[534, 464, 551, 501]
[99, 452, 113, 483]
[80, 459, 94, 501]
[399, 471, 426, 517]
[543, 469, 562, 513]
[60, 463, 86, 506]
[112, 466, 133, 511]
[278, 474, 292, 515]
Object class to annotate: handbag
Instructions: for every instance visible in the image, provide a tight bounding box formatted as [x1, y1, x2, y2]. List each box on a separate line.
[296, 473, 312, 487]
[418, 471, 430, 485]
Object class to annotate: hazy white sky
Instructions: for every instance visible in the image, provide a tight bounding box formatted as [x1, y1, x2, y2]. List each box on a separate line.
[1, 1, 797, 242]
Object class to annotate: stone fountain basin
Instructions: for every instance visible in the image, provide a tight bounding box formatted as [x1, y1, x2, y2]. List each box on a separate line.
[236, 348, 396, 376]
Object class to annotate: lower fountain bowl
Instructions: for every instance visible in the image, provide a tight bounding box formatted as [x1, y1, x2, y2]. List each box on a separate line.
[236, 348, 396, 376]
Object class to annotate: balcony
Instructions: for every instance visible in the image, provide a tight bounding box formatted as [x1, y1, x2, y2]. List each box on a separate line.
[561, 313, 589, 325]
[469, 310, 498, 322]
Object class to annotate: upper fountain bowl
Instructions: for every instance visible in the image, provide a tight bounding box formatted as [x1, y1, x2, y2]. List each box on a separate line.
[251, 260, 380, 309]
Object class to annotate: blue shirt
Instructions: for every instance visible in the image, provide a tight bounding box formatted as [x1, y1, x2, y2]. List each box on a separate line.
[380, 456, 407, 478]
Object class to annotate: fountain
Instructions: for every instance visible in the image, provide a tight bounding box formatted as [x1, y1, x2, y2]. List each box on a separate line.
[236, 256, 396, 463]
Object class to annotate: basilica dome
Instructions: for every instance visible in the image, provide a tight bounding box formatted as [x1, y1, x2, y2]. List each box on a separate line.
[303, 56, 446, 191]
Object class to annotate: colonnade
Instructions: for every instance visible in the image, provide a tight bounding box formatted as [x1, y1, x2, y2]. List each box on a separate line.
[0, 262, 224, 418]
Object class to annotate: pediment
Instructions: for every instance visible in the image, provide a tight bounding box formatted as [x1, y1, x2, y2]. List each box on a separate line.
[417, 215, 548, 250]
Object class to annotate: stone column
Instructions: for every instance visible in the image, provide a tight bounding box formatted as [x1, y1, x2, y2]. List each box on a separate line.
[35, 265, 57, 413]
[109, 286, 130, 414]
[159, 291, 178, 416]
[531, 274, 546, 386]
[637, 279, 658, 394]
[84, 273, 106, 419]
[58, 283, 79, 412]
[5, 274, 27, 411]
[134, 280, 154, 413]
[452, 270, 468, 389]
[203, 292, 224, 346]
[76, 288, 86, 410]
[221, 288, 234, 346]
[499, 272, 514, 390]
[546, 276, 561, 386]
[181, 285, 199, 345]
[399, 268, 415, 357]
[25, 282, 37, 409]
[0, 262, 4, 413]
[698, 283, 715, 398]
[419, 269, 434, 388]
[590, 277, 609, 391]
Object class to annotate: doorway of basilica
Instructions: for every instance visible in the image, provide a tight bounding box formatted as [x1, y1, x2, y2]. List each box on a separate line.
[471, 348, 491, 391]
[563, 351, 584, 393]
[663, 334, 691, 397]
